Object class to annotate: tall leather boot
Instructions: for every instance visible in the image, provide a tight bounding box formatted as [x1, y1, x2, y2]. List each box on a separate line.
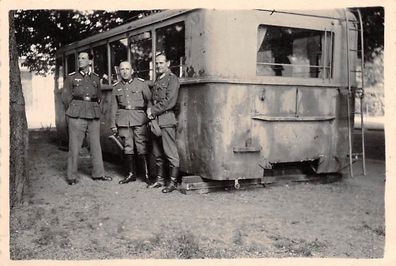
[148, 164, 165, 188]
[162, 167, 179, 193]
[119, 154, 137, 184]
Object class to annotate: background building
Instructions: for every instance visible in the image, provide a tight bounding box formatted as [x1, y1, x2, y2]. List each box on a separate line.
[20, 58, 55, 129]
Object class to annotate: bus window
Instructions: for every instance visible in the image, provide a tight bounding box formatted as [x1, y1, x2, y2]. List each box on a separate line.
[156, 22, 185, 78]
[55, 57, 64, 90]
[66, 53, 76, 74]
[93, 44, 109, 85]
[257, 25, 332, 78]
[110, 38, 128, 84]
[129, 31, 153, 80]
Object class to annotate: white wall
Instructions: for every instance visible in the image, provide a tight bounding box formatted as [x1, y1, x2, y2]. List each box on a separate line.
[20, 61, 55, 129]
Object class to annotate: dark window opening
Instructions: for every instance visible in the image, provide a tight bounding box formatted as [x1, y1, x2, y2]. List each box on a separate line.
[93, 45, 109, 85]
[110, 38, 128, 84]
[129, 32, 153, 80]
[66, 53, 76, 74]
[156, 22, 186, 78]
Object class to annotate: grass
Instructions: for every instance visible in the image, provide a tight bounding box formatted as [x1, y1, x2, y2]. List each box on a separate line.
[128, 231, 203, 259]
[270, 235, 327, 257]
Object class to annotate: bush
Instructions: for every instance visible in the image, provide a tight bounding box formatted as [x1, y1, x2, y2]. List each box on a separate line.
[355, 48, 384, 116]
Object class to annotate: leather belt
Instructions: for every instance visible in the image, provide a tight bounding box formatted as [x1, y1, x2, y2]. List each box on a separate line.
[119, 105, 145, 110]
[73, 96, 98, 102]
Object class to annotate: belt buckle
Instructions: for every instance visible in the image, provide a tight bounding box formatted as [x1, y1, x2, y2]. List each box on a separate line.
[125, 105, 132, 110]
[84, 96, 91, 101]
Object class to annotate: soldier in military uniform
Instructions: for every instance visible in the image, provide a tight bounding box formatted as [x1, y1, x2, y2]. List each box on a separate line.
[62, 52, 112, 185]
[110, 61, 152, 184]
[147, 54, 180, 193]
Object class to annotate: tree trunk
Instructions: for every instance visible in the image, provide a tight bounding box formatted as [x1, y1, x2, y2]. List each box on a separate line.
[9, 10, 29, 207]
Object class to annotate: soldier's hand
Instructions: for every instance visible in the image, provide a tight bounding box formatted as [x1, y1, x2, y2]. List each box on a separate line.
[111, 127, 118, 135]
[147, 108, 154, 120]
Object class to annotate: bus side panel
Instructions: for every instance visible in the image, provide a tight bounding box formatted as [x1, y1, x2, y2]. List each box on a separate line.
[54, 90, 68, 145]
[177, 82, 258, 179]
[185, 10, 208, 79]
[177, 83, 349, 180]
[252, 85, 349, 174]
[177, 83, 220, 178]
[331, 87, 352, 173]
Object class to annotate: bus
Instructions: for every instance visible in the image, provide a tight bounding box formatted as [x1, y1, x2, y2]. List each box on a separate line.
[54, 9, 363, 185]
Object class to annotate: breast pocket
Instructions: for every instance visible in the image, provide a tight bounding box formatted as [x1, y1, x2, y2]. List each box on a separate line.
[72, 80, 81, 94]
[91, 81, 99, 96]
[131, 90, 144, 107]
[155, 86, 167, 100]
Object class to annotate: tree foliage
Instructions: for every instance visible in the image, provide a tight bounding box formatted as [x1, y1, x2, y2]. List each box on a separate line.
[349, 6, 383, 63]
[364, 48, 383, 87]
[14, 9, 160, 75]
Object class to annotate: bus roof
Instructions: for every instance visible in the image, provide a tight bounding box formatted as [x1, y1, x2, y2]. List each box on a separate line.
[56, 8, 351, 56]
[56, 9, 192, 55]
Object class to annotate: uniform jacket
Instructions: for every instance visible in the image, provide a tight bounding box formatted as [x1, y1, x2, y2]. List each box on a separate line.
[110, 78, 152, 128]
[62, 70, 102, 119]
[149, 70, 180, 127]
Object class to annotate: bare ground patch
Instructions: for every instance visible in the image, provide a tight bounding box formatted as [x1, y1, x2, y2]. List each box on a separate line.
[9, 130, 385, 259]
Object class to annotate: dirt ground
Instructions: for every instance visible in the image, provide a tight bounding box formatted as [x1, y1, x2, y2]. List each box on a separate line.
[9, 129, 385, 259]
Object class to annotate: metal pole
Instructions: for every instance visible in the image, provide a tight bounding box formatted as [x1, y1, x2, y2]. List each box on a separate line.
[323, 29, 327, 79]
[152, 29, 157, 81]
[357, 9, 366, 175]
[329, 31, 333, 80]
[344, 9, 354, 177]
[107, 42, 111, 84]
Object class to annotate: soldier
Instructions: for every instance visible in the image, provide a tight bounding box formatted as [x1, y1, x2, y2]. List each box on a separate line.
[110, 61, 152, 184]
[147, 53, 180, 193]
[62, 52, 112, 185]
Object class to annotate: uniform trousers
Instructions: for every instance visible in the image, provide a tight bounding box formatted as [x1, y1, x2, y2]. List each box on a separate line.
[118, 125, 149, 155]
[152, 126, 180, 172]
[67, 117, 105, 180]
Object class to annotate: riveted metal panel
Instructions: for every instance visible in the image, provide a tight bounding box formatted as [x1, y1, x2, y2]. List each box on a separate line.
[176, 82, 349, 180]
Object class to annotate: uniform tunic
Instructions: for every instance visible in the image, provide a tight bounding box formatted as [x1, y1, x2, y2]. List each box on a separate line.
[110, 78, 152, 155]
[61, 70, 105, 180]
[62, 71, 102, 119]
[149, 70, 180, 169]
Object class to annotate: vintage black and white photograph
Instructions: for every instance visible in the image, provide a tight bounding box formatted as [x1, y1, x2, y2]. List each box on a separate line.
[1, 0, 392, 263]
